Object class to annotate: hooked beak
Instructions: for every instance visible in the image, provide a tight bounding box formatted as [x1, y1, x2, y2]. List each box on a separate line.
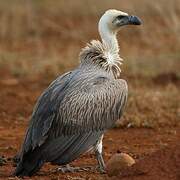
[113, 15, 142, 27]
[128, 15, 142, 25]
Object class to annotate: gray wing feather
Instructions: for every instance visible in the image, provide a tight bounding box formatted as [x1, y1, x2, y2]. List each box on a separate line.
[57, 76, 128, 134]
[44, 131, 103, 164]
[22, 71, 127, 154]
[16, 70, 128, 176]
[22, 71, 73, 152]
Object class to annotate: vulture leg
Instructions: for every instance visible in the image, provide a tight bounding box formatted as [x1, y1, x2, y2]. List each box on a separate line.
[95, 151, 106, 173]
[94, 135, 106, 173]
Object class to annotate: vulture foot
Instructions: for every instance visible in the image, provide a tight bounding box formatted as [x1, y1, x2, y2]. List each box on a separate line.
[54, 164, 95, 173]
[95, 151, 106, 174]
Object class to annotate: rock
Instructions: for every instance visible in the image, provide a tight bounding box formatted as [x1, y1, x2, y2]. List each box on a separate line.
[106, 153, 135, 176]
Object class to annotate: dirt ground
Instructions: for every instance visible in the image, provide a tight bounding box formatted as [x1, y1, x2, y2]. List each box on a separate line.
[110, 144, 180, 180]
[0, 71, 179, 180]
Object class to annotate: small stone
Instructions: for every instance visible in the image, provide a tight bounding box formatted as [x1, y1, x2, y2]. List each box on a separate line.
[106, 153, 135, 176]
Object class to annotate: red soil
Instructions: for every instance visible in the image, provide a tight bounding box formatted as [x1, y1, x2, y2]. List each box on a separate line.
[109, 144, 180, 180]
[0, 74, 179, 180]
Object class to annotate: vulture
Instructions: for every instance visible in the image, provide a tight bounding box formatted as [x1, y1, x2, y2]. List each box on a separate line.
[14, 9, 142, 176]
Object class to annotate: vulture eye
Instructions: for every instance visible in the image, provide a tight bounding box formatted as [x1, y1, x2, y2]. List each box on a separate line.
[117, 15, 126, 19]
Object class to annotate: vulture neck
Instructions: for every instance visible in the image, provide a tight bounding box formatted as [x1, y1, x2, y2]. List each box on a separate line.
[79, 23, 122, 79]
[99, 25, 119, 53]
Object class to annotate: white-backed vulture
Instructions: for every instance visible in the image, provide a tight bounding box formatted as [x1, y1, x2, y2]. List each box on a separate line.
[14, 9, 141, 176]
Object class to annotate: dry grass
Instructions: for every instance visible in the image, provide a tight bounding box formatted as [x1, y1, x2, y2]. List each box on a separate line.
[116, 83, 180, 128]
[0, 0, 180, 77]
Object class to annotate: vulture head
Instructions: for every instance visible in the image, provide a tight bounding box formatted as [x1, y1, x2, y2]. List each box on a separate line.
[80, 9, 142, 78]
[99, 9, 142, 35]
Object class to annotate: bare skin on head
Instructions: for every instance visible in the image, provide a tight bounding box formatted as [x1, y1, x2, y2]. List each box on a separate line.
[14, 9, 141, 177]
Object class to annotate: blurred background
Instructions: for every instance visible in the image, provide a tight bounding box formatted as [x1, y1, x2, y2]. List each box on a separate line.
[0, 0, 179, 78]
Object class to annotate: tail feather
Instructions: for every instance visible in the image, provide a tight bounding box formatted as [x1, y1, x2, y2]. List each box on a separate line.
[14, 131, 104, 176]
[14, 149, 44, 177]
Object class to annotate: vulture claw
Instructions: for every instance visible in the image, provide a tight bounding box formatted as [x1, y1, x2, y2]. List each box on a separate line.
[53, 164, 96, 173]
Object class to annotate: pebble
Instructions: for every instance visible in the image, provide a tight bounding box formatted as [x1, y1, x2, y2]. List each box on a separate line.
[106, 153, 135, 176]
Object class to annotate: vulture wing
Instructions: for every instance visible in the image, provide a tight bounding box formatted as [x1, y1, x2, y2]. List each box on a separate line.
[15, 70, 128, 176]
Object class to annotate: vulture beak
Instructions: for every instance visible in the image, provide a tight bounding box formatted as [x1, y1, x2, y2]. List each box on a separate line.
[128, 15, 142, 25]
[113, 15, 142, 27]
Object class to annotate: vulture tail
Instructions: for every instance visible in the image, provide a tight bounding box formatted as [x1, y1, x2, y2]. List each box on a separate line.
[14, 148, 44, 177]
